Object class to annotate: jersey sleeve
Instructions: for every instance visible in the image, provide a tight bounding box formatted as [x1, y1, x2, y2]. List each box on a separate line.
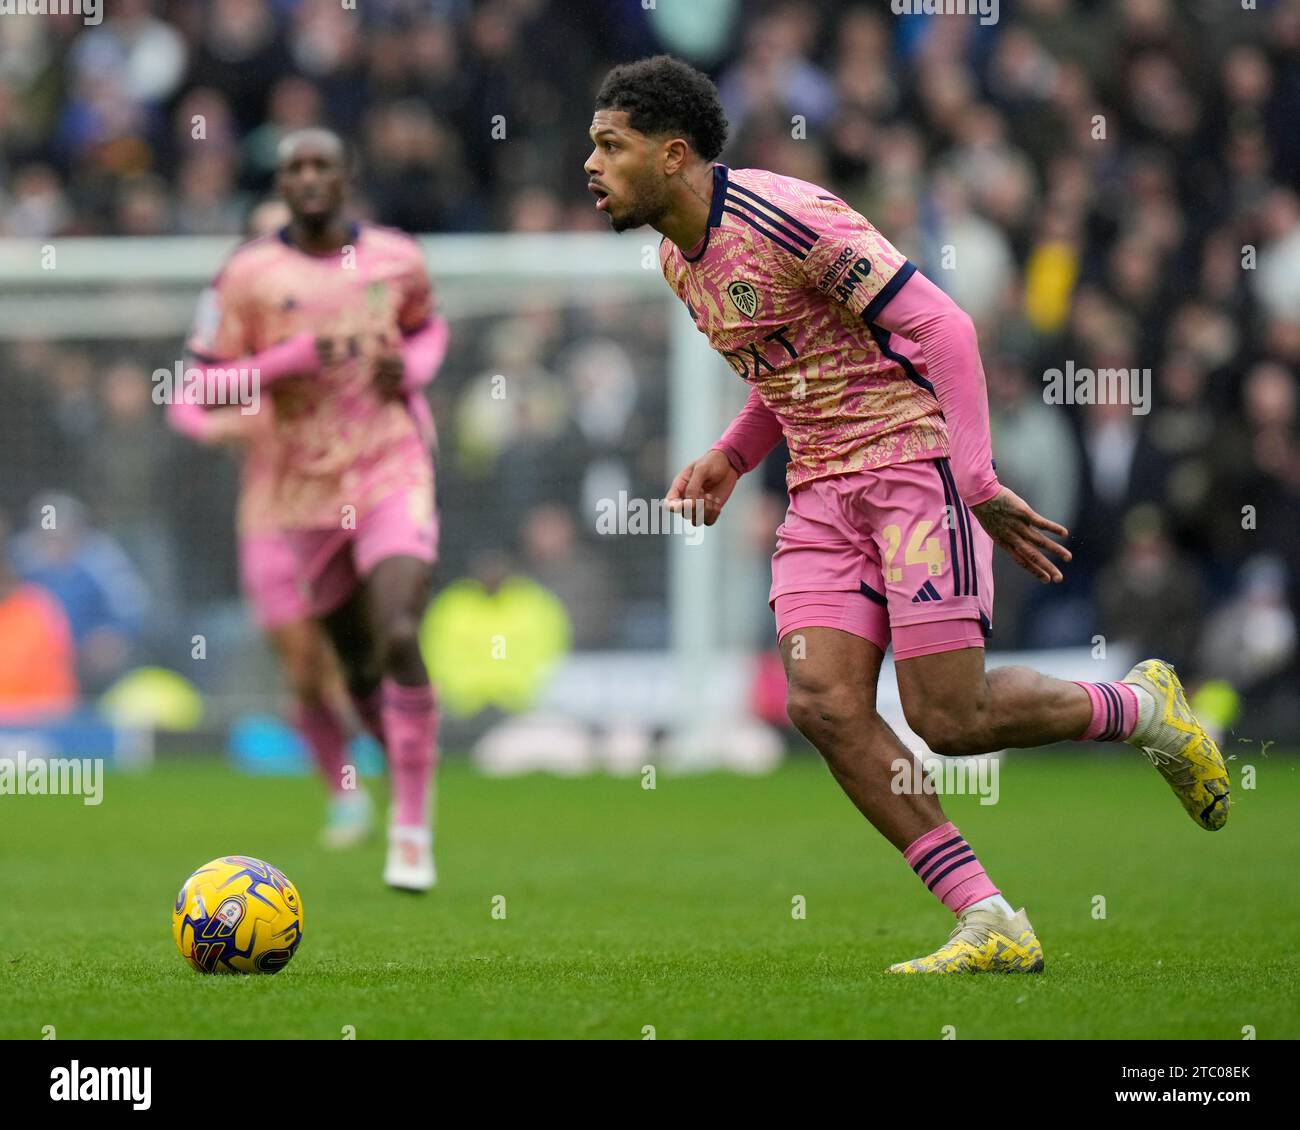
[399, 314, 450, 392]
[792, 193, 1000, 507]
[187, 268, 256, 361]
[790, 194, 917, 324]
[182, 272, 319, 400]
[712, 386, 784, 474]
[869, 270, 1001, 507]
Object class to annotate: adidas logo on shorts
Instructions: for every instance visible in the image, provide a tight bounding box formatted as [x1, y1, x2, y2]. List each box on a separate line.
[911, 581, 943, 603]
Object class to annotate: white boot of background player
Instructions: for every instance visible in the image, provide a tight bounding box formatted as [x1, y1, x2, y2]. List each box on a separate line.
[384, 818, 436, 891]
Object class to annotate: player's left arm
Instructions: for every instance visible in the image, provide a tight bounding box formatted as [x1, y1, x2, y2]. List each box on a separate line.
[873, 271, 1071, 582]
[399, 315, 450, 393]
[792, 196, 996, 502]
[796, 196, 1070, 582]
[373, 249, 449, 399]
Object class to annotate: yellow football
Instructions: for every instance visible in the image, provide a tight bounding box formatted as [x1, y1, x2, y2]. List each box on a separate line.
[172, 855, 304, 974]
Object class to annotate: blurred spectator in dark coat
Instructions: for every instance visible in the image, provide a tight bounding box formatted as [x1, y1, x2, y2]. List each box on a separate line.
[521, 502, 617, 650]
[988, 347, 1081, 647]
[1097, 505, 1203, 674]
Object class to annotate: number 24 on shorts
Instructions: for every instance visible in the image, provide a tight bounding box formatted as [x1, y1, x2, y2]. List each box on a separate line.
[882, 521, 945, 581]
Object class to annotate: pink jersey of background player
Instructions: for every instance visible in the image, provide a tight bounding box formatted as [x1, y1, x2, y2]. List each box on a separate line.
[660, 164, 1000, 509]
[189, 222, 436, 533]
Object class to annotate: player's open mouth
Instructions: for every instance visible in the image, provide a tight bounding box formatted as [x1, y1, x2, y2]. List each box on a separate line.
[589, 183, 611, 211]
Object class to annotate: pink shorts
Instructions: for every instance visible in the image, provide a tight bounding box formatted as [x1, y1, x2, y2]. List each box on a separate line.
[283, 483, 439, 619]
[770, 458, 994, 660]
[239, 531, 312, 630]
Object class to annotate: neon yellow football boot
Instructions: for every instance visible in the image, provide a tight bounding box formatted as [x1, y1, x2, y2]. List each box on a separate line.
[887, 907, 1044, 974]
[1123, 659, 1231, 831]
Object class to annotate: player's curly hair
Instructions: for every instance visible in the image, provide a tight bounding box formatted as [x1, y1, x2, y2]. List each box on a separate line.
[595, 55, 729, 162]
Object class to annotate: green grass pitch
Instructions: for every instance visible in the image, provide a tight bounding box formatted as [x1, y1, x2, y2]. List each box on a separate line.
[1, 751, 1296, 1039]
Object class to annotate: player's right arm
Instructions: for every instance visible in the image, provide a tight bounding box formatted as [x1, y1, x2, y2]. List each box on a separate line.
[665, 448, 738, 526]
[169, 281, 254, 445]
[182, 260, 321, 407]
[666, 386, 785, 525]
[712, 386, 784, 475]
[166, 397, 254, 447]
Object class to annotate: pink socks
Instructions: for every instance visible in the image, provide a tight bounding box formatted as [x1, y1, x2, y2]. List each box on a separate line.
[296, 700, 349, 797]
[380, 677, 438, 828]
[903, 821, 1000, 915]
[1071, 681, 1139, 742]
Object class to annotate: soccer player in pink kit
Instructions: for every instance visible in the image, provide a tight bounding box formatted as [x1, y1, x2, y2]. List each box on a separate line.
[172, 197, 449, 858]
[183, 130, 447, 891]
[587, 57, 1230, 972]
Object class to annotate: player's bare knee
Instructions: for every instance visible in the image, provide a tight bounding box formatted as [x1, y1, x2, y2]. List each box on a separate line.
[345, 672, 381, 704]
[378, 614, 424, 676]
[381, 614, 420, 653]
[907, 706, 981, 757]
[786, 679, 871, 741]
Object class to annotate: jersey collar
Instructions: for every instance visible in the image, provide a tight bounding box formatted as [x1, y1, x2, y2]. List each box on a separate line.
[682, 164, 729, 263]
[277, 220, 361, 256]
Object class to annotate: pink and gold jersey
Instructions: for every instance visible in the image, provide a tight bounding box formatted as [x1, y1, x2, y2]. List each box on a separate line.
[190, 222, 434, 531]
[660, 165, 949, 490]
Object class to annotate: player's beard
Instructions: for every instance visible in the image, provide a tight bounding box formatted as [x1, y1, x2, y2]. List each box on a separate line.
[295, 208, 333, 234]
[610, 178, 671, 233]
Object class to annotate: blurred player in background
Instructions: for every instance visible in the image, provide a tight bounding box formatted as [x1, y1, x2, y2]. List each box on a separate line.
[586, 57, 1231, 972]
[171, 198, 366, 852]
[176, 129, 448, 891]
